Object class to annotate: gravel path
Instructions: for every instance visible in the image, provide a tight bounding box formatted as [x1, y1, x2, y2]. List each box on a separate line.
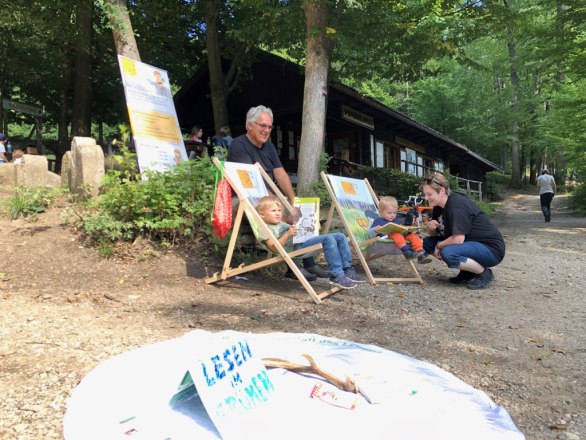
[0, 188, 584, 439]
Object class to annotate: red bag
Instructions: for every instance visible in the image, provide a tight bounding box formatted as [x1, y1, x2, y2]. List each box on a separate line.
[211, 177, 232, 239]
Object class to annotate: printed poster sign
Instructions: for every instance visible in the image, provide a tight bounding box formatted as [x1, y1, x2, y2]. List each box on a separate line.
[117, 55, 187, 174]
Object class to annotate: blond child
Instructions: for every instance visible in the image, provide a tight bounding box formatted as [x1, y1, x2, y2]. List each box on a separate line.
[256, 195, 365, 289]
[368, 196, 432, 264]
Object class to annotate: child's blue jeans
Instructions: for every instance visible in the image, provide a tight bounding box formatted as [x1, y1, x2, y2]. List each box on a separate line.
[295, 232, 352, 278]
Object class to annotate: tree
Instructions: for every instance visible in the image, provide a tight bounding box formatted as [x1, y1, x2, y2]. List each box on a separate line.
[297, 0, 333, 195]
[102, 0, 141, 61]
[71, 0, 94, 137]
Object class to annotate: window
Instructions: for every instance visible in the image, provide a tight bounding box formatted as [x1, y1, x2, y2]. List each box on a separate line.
[401, 148, 418, 175]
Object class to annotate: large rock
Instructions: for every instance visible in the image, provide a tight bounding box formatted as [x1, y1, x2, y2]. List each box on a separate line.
[69, 137, 105, 197]
[0, 163, 16, 185]
[15, 155, 49, 188]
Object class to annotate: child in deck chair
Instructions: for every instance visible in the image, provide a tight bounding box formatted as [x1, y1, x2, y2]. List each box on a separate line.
[256, 195, 366, 290]
[368, 196, 432, 264]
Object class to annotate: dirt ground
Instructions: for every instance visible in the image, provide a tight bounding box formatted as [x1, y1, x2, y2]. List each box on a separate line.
[0, 187, 584, 440]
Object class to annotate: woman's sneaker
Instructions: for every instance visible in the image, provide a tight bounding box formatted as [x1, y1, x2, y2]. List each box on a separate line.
[448, 270, 476, 284]
[467, 269, 494, 290]
[344, 267, 367, 283]
[329, 275, 357, 289]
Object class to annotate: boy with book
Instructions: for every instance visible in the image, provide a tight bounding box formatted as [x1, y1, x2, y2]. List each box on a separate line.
[368, 196, 432, 264]
[255, 195, 365, 290]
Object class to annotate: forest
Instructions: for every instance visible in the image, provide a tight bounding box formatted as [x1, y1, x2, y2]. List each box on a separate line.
[1, 1, 584, 207]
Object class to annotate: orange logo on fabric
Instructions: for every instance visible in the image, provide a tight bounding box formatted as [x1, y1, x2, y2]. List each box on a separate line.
[237, 169, 254, 188]
[356, 218, 369, 228]
[341, 181, 356, 195]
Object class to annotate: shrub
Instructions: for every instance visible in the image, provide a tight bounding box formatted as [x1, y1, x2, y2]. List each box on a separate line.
[74, 148, 217, 246]
[7, 186, 67, 220]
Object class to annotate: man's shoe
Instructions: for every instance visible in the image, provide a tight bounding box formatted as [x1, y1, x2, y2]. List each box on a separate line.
[344, 267, 367, 283]
[448, 271, 476, 284]
[329, 275, 357, 290]
[304, 264, 330, 278]
[417, 252, 433, 264]
[467, 269, 494, 290]
[285, 266, 317, 282]
[402, 249, 418, 260]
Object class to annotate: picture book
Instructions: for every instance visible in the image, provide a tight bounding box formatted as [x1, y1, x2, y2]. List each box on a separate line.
[377, 222, 419, 236]
[293, 197, 320, 244]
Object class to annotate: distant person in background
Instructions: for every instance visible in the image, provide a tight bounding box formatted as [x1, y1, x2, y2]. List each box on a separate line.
[189, 125, 203, 143]
[0, 133, 8, 163]
[211, 126, 233, 157]
[536, 169, 556, 223]
[188, 126, 204, 159]
[12, 149, 24, 164]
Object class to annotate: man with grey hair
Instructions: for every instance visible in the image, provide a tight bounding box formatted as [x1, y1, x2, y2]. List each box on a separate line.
[228, 105, 295, 202]
[227, 105, 329, 281]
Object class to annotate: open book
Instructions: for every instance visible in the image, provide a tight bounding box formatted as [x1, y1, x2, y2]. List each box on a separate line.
[376, 222, 419, 236]
[293, 197, 320, 244]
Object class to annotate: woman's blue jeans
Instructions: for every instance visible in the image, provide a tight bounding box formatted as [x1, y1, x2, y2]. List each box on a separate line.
[295, 232, 351, 278]
[423, 236, 500, 269]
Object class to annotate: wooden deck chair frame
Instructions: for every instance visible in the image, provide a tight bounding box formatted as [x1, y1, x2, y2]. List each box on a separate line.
[205, 158, 342, 304]
[320, 171, 423, 285]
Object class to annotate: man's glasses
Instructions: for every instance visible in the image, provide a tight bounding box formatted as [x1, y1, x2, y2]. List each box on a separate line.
[253, 121, 273, 131]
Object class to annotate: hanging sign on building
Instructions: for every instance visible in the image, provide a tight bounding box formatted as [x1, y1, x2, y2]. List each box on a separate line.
[341, 105, 374, 130]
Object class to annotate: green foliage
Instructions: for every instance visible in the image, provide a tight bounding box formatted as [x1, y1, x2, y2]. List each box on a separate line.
[569, 183, 586, 215]
[75, 155, 216, 246]
[478, 200, 502, 217]
[347, 167, 421, 200]
[486, 172, 511, 201]
[7, 186, 67, 220]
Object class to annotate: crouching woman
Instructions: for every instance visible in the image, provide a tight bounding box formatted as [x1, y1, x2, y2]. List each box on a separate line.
[420, 174, 505, 290]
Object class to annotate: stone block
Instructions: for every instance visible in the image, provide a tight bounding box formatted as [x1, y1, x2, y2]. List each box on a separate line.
[70, 137, 105, 197]
[47, 171, 61, 188]
[0, 163, 17, 185]
[61, 151, 73, 188]
[21, 155, 48, 188]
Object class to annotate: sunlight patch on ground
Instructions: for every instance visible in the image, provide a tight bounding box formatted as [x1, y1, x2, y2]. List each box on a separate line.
[540, 227, 586, 235]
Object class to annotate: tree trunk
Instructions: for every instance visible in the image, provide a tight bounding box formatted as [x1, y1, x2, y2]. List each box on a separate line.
[504, 0, 521, 187]
[297, 0, 333, 195]
[103, 0, 141, 61]
[71, 0, 93, 137]
[204, 0, 230, 134]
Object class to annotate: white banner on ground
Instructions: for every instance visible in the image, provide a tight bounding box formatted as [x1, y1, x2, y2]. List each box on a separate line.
[117, 56, 187, 174]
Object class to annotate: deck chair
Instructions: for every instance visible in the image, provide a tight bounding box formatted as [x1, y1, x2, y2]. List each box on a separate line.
[205, 158, 342, 304]
[320, 172, 423, 285]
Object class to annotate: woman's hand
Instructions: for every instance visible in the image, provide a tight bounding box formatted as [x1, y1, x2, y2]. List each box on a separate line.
[433, 245, 443, 260]
[427, 219, 440, 232]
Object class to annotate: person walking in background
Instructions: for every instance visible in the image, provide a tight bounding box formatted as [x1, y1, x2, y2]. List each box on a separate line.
[420, 173, 506, 290]
[368, 196, 432, 264]
[0, 133, 8, 163]
[11, 149, 24, 164]
[536, 169, 556, 222]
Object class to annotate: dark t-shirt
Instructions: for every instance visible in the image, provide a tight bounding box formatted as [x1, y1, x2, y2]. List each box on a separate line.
[431, 192, 505, 262]
[227, 134, 283, 181]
